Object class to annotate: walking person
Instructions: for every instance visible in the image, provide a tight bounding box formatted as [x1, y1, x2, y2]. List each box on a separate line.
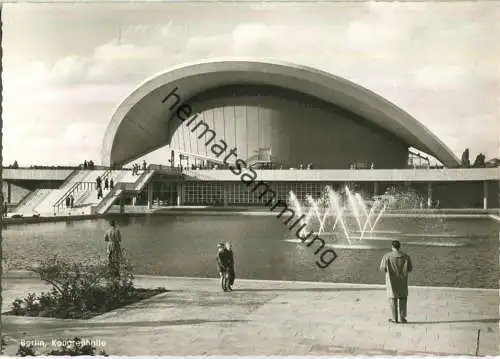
[216, 243, 230, 292]
[110, 178, 114, 190]
[97, 187, 103, 200]
[379, 240, 413, 324]
[65, 196, 70, 208]
[104, 178, 109, 190]
[3, 201, 8, 217]
[70, 195, 75, 208]
[225, 242, 236, 290]
[104, 220, 123, 280]
[96, 176, 102, 190]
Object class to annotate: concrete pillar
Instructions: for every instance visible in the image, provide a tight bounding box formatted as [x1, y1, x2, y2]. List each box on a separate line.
[7, 182, 11, 204]
[483, 180, 488, 210]
[405, 181, 411, 192]
[373, 182, 379, 197]
[147, 182, 153, 209]
[119, 193, 125, 214]
[223, 185, 228, 207]
[176, 182, 182, 206]
[427, 182, 432, 208]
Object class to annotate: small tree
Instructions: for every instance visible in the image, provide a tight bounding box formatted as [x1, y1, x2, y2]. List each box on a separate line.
[461, 149, 470, 168]
[472, 153, 486, 168]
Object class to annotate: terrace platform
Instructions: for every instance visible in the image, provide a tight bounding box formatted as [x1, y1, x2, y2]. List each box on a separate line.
[2, 272, 498, 356]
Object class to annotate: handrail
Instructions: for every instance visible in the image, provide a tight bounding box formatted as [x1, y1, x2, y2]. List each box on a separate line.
[58, 168, 81, 189]
[134, 169, 156, 191]
[14, 190, 40, 212]
[95, 185, 124, 214]
[95, 169, 156, 214]
[52, 169, 112, 212]
[101, 168, 112, 182]
[53, 181, 80, 211]
[53, 181, 96, 212]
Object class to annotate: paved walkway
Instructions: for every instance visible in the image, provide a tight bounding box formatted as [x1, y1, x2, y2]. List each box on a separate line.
[2, 272, 498, 356]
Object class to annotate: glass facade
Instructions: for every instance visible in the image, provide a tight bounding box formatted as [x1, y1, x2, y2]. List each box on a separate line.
[183, 182, 225, 205]
[181, 181, 348, 206]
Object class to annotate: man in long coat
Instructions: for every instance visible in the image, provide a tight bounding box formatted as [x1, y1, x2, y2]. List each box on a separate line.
[379, 240, 413, 323]
[216, 243, 230, 292]
[104, 220, 123, 280]
[225, 242, 236, 290]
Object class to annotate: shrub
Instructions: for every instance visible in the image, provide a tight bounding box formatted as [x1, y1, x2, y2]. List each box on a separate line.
[47, 337, 108, 356]
[11, 252, 167, 319]
[14, 253, 135, 318]
[16, 344, 36, 357]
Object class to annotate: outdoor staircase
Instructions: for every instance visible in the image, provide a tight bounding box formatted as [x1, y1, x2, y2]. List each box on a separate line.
[15, 189, 52, 214]
[95, 168, 156, 214]
[33, 189, 67, 215]
[95, 186, 124, 215]
[13, 165, 178, 216]
[51, 169, 111, 213]
[73, 170, 129, 208]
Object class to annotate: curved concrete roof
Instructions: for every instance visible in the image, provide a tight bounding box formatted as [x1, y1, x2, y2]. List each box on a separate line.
[102, 58, 460, 167]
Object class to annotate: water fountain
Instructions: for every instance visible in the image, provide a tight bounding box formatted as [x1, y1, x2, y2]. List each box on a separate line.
[284, 185, 470, 249]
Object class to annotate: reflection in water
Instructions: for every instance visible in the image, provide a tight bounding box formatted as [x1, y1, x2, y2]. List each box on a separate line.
[3, 215, 499, 288]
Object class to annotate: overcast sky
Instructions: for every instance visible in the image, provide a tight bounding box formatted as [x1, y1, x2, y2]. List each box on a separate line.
[3, 1, 499, 166]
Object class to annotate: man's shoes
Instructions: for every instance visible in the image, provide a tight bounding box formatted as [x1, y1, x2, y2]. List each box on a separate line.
[227, 285, 232, 291]
[400, 318, 407, 324]
[388, 319, 398, 324]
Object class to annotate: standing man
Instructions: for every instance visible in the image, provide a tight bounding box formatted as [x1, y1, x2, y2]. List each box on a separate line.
[104, 220, 123, 280]
[225, 242, 236, 291]
[379, 240, 413, 324]
[216, 243, 230, 292]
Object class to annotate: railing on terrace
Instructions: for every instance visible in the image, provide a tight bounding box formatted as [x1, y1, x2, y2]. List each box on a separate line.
[2, 166, 81, 170]
[52, 181, 97, 213]
[148, 164, 183, 174]
[52, 168, 114, 212]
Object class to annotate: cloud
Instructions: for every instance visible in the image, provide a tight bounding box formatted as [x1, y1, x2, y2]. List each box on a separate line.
[3, 2, 499, 165]
[412, 65, 469, 90]
[62, 122, 108, 146]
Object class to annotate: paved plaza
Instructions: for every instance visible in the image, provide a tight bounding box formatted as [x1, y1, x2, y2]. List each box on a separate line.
[2, 271, 499, 356]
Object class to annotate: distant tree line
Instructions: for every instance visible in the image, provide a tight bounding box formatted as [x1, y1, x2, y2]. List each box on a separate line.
[461, 149, 491, 168]
[2, 160, 80, 170]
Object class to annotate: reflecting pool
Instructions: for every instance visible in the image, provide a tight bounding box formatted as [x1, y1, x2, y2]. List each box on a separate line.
[3, 214, 498, 288]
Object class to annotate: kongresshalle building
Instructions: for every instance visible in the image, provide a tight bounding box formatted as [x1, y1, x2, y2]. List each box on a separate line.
[6, 59, 499, 216]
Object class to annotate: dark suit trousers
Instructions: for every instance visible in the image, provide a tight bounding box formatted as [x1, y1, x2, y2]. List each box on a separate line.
[389, 297, 407, 321]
